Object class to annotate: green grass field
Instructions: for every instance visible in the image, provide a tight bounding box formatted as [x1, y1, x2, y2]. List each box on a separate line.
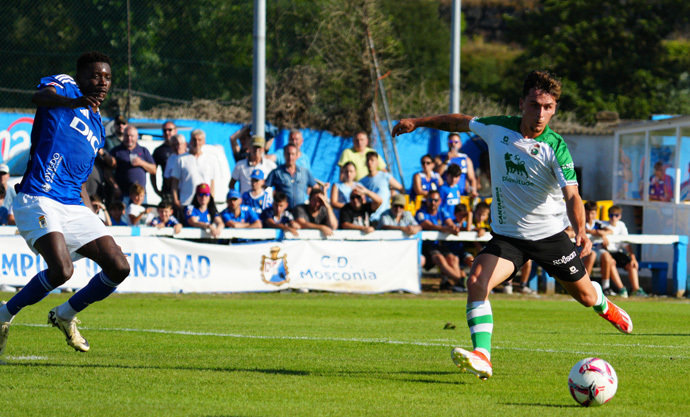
[1, 291, 688, 416]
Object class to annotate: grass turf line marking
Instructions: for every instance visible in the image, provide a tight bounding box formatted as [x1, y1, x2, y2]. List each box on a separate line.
[15, 323, 689, 359]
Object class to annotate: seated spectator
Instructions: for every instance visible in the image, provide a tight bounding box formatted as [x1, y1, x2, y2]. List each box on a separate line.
[107, 200, 128, 226]
[359, 151, 403, 224]
[438, 163, 463, 216]
[379, 194, 421, 236]
[337, 131, 386, 181]
[261, 191, 300, 236]
[149, 201, 183, 234]
[416, 190, 464, 290]
[111, 125, 156, 202]
[126, 183, 154, 226]
[582, 201, 625, 296]
[294, 188, 338, 236]
[230, 135, 277, 195]
[443, 203, 475, 285]
[0, 184, 9, 225]
[601, 205, 647, 297]
[339, 184, 382, 234]
[221, 190, 262, 229]
[411, 154, 443, 200]
[241, 169, 273, 217]
[265, 143, 317, 209]
[185, 183, 223, 238]
[90, 194, 111, 226]
[331, 161, 358, 215]
[472, 201, 491, 236]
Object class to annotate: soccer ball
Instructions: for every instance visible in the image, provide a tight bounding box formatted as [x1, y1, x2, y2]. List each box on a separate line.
[567, 357, 618, 407]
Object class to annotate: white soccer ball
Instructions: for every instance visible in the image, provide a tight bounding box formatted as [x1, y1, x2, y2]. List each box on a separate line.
[567, 357, 618, 407]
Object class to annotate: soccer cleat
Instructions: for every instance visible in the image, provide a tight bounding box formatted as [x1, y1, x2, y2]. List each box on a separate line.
[598, 300, 633, 334]
[451, 347, 493, 380]
[0, 301, 14, 356]
[48, 307, 90, 352]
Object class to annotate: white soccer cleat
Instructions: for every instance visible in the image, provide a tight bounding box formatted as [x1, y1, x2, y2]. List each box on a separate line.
[0, 301, 14, 356]
[48, 307, 90, 352]
[451, 347, 493, 380]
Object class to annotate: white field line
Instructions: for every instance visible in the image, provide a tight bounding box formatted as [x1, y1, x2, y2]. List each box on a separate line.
[16, 323, 689, 359]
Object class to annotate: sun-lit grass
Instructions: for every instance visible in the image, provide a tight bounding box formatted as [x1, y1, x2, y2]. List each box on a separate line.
[1, 291, 688, 416]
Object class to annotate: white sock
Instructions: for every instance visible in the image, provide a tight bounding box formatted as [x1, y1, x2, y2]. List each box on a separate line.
[0, 304, 12, 323]
[591, 281, 608, 314]
[601, 279, 610, 290]
[56, 301, 78, 321]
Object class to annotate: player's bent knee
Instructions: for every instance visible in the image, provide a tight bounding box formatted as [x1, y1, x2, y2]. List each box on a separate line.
[47, 263, 75, 287]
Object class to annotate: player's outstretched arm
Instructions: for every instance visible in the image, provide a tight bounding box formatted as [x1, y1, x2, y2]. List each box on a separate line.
[392, 114, 474, 137]
[32, 86, 103, 109]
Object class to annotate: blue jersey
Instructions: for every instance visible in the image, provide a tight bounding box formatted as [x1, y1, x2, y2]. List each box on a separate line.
[412, 171, 441, 199]
[150, 215, 180, 227]
[447, 154, 469, 195]
[241, 189, 273, 216]
[438, 183, 462, 217]
[415, 205, 450, 226]
[17, 74, 105, 205]
[185, 206, 219, 225]
[220, 205, 260, 225]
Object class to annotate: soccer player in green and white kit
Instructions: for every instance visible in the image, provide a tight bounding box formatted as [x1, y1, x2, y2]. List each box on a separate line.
[392, 70, 632, 380]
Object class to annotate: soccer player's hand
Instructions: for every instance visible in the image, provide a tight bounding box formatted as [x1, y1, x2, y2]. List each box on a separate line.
[71, 93, 104, 109]
[575, 230, 592, 258]
[392, 119, 417, 137]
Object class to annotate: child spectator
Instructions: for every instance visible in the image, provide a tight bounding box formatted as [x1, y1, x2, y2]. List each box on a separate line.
[185, 183, 224, 238]
[411, 154, 443, 200]
[379, 194, 421, 236]
[472, 201, 491, 236]
[126, 183, 153, 226]
[330, 161, 358, 216]
[0, 184, 8, 226]
[241, 169, 273, 217]
[221, 190, 261, 228]
[262, 191, 300, 236]
[438, 163, 463, 217]
[90, 194, 111, 226]
[339, 184, 382, 234]
[149, 201, 182, 234]
[601, 205, 647, 297]
[107, 200, 128, 226]
[582, 201, 626, 297]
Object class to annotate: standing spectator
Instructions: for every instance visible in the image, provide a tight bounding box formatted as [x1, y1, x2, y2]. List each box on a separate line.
[438, 163, 463, 217]
[649, 161, 673, 202]
[411, 154, 443, 200]
[151, 121, 177, 200]
[265, 144, 317, 209]
[149, 201, 182, 234]
[261, 191, 300, 236]
[0, 163, 16, 225]
[125, 183, 153, 226]
[601, 205, 647, 297]
[105, 114, 127, 151]
[359, 151, 403, 224]
[379, 194, 422, 236]
[230, 124, 274, 163]
[339, 184, 382, 234]
[416, 190, 464, 291]
[185, 183, 223, 238]
[111, 125, 156, 202]
[337, 131, 386, 181]
[330, 162, 358, 216]
[241, 169, 273, 217]
[221, 190, 261, 229]
[107, 201, 127, 226]
[270, 129, 311, 170]
[294, 188, 338, 236]
[168, 129, 216, 215]
[437, 133, 478, 198]
[230, 136, 277, 195]
[162, 133, 188, 203]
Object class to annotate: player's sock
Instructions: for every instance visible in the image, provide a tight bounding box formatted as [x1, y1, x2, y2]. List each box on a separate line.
[3, 270, 54, 319]
[62, 271, 118, 318]
[466, 300, 493, 360]
[601, 279, 610, 290]
[590, 281, 608, 314]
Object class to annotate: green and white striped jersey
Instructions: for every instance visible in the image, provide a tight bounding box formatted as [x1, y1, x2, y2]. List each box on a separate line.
[469, 116, 577, 240]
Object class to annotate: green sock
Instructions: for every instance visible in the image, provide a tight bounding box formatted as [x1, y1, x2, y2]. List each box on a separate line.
[466, 301, 493, 360]
[591, 281, 608, 313]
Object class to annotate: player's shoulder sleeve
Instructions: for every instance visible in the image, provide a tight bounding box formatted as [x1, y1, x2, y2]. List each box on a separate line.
[38, 74, 80, 98]
[469, 116, 520, 140]
[539, 127, 577, 184]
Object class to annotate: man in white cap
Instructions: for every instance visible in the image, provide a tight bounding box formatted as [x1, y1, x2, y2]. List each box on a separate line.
[0, 163, 16, 225]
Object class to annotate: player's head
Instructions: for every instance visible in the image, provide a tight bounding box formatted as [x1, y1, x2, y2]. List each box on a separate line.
[75, 51, 112, 101]
[519, 70, 560, 138]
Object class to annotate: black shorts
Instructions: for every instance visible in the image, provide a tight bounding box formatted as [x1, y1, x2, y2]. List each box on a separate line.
[479, 231, 587, 282]
[608, 251, 632, 267]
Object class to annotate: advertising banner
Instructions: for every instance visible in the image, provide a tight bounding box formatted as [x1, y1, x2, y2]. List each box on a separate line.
[0, 236, 420, 294]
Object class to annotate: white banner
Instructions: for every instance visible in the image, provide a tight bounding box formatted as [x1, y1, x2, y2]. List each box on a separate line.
[0, 236, 420, 294]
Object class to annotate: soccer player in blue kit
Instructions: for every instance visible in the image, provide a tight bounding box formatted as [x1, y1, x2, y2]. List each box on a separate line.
[0, 51, 130, 354]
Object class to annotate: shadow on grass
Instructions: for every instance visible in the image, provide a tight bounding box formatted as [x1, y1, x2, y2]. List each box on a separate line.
[502, 402, 580, 408]
[631, 333, 690, 337]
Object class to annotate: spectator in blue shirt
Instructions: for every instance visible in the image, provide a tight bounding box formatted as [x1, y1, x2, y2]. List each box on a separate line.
[185, 183, 223, 238]
[438, 163, 463, 217]
[265, 143, 317, 209]
[107, 200, 128, 226]
[241, 169, 273, 217]
[271, 129, 311, 170]
[149, 201, 182, 234]
[359, 151, 403, 223]
[262, 191, 300, 236]
[221, 190, 261, 228]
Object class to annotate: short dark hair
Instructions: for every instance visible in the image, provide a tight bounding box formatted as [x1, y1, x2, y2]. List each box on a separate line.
[609, 205, 622, 215]
[454, 203, 468, 214]
[584, 201, 598, 212]
[310, 187, 324, 198]
[0, 184, 5, 199]
[273, 191, 288, 204]
[77, 51, 111, 73]
[446, 163, 462, 177]
[158, 201, 173, 210]
[365, 151, 379, 161]
[108, 200, 126, 211]
[523, 70, 561, 101]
